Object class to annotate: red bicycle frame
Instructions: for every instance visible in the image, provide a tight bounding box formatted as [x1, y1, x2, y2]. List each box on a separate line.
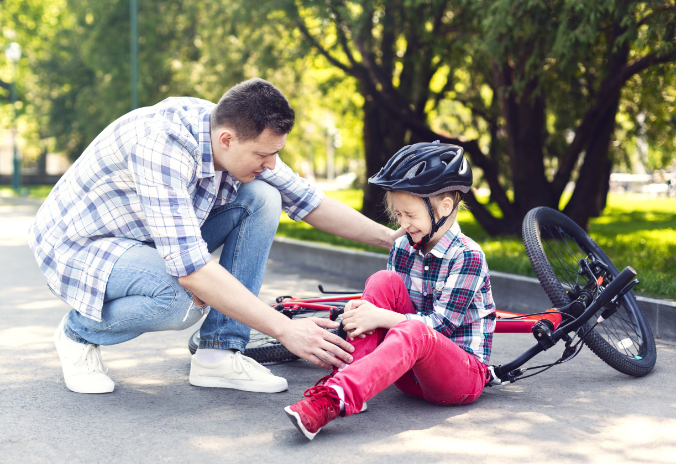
[271, 294, 563, 333]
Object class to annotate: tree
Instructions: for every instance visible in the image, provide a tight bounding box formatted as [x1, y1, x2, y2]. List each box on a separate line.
[273, 0, 676, 231]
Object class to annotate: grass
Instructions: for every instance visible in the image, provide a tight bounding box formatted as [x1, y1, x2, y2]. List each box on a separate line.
[11, 184, 675, 299]
[278, 190, 676, 300]
[0, 185, 54, 200]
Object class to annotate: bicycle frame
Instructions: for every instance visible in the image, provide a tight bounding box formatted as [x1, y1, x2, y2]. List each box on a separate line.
[270, 266, 638, 384]
[272, 294, 564, 334]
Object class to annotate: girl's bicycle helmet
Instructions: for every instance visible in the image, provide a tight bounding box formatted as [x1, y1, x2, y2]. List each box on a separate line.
[368, 142, 473, 250]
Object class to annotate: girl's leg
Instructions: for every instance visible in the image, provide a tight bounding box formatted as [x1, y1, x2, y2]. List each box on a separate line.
[327, 320, 488, 415]
[346, 270, 416, 363]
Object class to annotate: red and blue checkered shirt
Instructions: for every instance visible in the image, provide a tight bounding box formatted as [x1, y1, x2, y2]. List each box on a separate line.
[388, 222, 496, 364]
[28, 97, 324, 322]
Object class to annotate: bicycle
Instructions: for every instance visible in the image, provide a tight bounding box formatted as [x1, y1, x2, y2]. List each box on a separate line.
[188, 207, 657, 381]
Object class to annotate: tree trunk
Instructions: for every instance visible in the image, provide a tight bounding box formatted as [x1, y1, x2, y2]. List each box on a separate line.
[494, 66, 555, 234]
[564, 95, 620, 229]
[38, 147, 48, 177]
[361, 95, 407, 221]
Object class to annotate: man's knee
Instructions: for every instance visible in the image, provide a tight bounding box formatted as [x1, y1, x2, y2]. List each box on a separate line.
[245, 180, 282, 217]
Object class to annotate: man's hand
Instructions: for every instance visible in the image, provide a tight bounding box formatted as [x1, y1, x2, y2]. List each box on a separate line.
[388, 227, 406, 248]
[276, 317, 355, 370]
[342, 300, 406, 339]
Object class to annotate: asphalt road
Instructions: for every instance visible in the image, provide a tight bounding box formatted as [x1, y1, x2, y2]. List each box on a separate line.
[1, 197, 675, 464]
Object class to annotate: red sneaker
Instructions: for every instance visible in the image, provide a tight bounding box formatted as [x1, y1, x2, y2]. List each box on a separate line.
[284, 385, 342, 440]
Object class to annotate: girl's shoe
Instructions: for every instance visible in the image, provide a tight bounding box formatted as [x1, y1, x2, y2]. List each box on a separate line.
[284, 385, 342, 440]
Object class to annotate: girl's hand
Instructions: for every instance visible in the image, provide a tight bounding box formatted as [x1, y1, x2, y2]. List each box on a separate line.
[342, 300, 406, 339]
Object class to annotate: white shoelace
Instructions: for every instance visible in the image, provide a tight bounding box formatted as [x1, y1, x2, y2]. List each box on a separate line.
[231, 351, 271, 375]
[78, 344, 108, 374]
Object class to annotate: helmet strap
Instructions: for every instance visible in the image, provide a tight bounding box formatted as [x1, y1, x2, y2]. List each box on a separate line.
[406, 197, 461, 251]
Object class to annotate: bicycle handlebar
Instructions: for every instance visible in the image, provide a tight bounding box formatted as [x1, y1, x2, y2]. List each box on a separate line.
[552, 266, 637, 337]
[493, 266, 637, 382]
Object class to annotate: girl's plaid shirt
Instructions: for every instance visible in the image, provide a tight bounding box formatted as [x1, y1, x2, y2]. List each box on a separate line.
[28, 97, 323, 322]
[388, 222, 496, 364]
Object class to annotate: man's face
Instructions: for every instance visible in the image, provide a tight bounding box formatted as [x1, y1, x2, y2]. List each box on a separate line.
[211, 127, 286, 182]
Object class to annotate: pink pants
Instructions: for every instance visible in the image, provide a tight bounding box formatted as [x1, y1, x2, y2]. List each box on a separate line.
[327, 270, 488, 416]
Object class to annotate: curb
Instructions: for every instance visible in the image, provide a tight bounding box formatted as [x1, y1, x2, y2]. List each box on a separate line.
[270, 236, 676, 341]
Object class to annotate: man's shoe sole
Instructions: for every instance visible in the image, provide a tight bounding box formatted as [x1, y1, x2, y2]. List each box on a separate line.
[284, 406, 319, 440]
[189, 375, 288, 393]
[64, 376, 115, 394]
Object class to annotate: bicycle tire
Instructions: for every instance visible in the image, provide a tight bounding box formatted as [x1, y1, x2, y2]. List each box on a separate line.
[522, 207, 656, 377]
[187, 307, 347, 364]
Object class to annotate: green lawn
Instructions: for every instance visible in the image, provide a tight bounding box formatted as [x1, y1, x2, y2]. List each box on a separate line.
[0, 185, 54, 200]
[278, 190, 676, 300]
[8, 184, 674, 299]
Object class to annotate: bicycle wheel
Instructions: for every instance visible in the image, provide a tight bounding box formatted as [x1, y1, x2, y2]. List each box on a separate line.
[187, 306, 346, 364]
[522, 207, 656, 376]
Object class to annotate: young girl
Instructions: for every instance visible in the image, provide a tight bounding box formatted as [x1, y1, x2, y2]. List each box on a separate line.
[285, 142, 496, 440]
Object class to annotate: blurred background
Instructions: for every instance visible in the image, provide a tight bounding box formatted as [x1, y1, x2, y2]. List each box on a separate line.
[1, 0, 675, 297]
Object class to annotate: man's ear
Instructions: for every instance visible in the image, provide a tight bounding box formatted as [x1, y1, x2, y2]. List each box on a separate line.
[217, 128, 236, 151]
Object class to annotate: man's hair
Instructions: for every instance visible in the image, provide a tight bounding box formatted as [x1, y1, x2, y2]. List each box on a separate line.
[211, 78, 295, 142]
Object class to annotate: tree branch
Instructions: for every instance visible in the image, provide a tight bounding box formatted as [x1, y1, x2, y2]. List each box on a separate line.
[294, 14, 354, 75]
[552, 48, 676, 198]
[327, 2, 360, 69]
[638, 4, 676, 27]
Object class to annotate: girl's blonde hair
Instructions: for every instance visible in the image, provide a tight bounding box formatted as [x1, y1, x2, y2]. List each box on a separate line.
[384, 190, 465, 226]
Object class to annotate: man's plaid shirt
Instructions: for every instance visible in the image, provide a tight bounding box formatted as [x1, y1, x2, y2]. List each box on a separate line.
[388, 222, 496, 364]
[28, 97, 324, 322]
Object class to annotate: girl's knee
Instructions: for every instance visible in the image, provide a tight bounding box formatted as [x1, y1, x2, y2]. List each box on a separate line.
[365, 270, 404, 290]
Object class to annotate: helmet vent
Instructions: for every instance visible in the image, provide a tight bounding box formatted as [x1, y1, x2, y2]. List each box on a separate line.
[405, 161, 426, 179]
[458, 158, 468, 175]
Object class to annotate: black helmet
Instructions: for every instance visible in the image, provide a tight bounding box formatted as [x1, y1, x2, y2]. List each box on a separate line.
[369, 142, 472, 250]
[368, 142, 472, 196]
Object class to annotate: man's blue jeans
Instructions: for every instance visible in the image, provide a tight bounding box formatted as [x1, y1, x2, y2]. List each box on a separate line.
[63, 180, 282, 352]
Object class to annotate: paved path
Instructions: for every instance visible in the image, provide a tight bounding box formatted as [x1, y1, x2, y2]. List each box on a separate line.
[1, 198, 675, 463]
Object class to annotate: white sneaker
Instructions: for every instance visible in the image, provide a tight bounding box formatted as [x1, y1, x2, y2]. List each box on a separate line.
[189, 350, 288, 393]
[53, 315, 114, 394]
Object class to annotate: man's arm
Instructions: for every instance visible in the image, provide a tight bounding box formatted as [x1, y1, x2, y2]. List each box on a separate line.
[302, 196, 404, 249]
[178, 261, 354, 369]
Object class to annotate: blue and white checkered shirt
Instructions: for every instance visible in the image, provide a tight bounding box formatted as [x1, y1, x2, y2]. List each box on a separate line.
[28, 97, 324, 322]
[388, 222, 496, 364]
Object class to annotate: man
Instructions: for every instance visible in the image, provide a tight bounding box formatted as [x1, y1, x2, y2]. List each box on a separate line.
[29, 78, 401, 394]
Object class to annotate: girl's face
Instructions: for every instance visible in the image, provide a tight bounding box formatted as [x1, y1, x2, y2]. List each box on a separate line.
[388, 191, 455, 248]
